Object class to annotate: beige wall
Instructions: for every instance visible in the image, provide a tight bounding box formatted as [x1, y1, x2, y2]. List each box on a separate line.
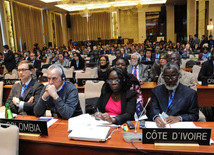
[198, 0, 206, 38]
[187, 0, 196, 41]
[209, 0, 214, 36]
[166, 4, 175, 43]
[119, 10, 139, 43]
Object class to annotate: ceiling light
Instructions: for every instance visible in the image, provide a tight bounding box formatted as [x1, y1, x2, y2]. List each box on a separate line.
[55, 0, 167, 12]
[40, 0, 61, 3]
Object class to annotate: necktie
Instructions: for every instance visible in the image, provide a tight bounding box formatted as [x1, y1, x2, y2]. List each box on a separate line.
[21, 84, 27, 97]
[133, 67, 137, 78]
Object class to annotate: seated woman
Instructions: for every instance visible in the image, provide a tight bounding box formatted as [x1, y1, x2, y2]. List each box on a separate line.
[115, 57, 145, 118]
[56, 53, 69, 68]
[142, 50, 155, 62]
[94, 68, 136, 125]
[198, 47, 211, 60]
[70, 53, 85, 70]
[150, 53, 168, 82]
[94, 55, 110, 80]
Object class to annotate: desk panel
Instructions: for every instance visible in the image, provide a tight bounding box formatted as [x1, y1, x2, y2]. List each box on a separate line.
[17, 115, 214, 154]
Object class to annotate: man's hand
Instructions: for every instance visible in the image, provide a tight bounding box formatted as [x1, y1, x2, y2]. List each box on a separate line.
[12, 97, 20, 105]
[165, 116, 181, 124]
[45, 85, 59, 100]
[155, 117, 166, 127]
[27, 96, 34, 103]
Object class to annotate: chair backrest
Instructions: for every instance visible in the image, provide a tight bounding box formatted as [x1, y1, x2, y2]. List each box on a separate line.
[12, 69, 18, 78]
[180, 58, 190, 68]
[64, 68, 73, 78]
[192, 65, 201, 81]
[75, 72, 91, 80]
[85, 67, 97, 78]
[41, 68, 48, 77]
[85, 80, 104, 99]
[185, 60, 197, 68]
[4, 74, 17, 79]
[0, 125, 19, 155]
[0, 82, 3, 106]
[78, 93, 85, 114]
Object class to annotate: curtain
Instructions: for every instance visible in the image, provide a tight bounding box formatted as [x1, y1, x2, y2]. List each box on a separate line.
[42, 10, 50, 46]
[55, 14, 63, 47]
[0, 23, 2, 52]
[68, 12, 111, 41]
[12, 2, 43, 51]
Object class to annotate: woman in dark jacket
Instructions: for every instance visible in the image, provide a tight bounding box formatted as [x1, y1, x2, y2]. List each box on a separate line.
[94, 55, 110, 80]
[94, 67, 136, 125]
[70, 53, 85, 70]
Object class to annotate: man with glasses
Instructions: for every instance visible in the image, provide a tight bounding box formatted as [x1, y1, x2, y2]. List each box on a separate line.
[150, 62, 199, 127]
[158, 53, 197, 91]
[7, 60, 44, 115]
[34, 64, 82, 119]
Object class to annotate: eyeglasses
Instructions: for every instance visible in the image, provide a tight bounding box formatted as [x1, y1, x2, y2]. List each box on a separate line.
[159, 58, 166, 60]
[30, 55, 35, 57]
[106, 79, 120, 84]
[17, 69, 30, 72]
[163, 75, 178, 80]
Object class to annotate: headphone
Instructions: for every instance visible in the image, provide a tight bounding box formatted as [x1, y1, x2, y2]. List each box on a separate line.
[58, 65, 66, 80]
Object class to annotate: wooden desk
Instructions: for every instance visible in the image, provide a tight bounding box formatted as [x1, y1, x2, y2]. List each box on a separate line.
[17, 115, 214, 154]
[181, 68, 192, 72]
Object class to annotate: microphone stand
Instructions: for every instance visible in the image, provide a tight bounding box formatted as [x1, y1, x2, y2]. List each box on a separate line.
[123, 97, 151, 143]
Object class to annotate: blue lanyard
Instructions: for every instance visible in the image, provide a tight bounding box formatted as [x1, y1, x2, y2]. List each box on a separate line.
[168, 90, 176, 108]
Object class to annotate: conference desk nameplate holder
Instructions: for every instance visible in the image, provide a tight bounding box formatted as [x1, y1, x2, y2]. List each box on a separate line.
[0, 118, 48, 139]
[143, 128, 211, 147]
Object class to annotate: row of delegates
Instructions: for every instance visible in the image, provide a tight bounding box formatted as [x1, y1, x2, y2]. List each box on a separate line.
[94, 67, 137, 125]
[150, 62, 199, 127]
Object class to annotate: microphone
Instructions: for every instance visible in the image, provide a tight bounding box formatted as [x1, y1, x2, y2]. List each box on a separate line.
[123, 97, 151, 143]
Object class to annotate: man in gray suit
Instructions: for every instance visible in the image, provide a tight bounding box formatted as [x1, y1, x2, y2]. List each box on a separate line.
[127, 53, 150, 82]
[34, 64, 82, 119]
[7, 60, 44, 115]
[193, 34, 200, 49]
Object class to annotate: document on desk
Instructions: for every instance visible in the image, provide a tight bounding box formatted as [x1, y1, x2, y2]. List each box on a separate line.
[0, 112, 17, 118]
[68, 114, 119, 132]
[37, 117, 58, 128]
[145, 121, 200, 128]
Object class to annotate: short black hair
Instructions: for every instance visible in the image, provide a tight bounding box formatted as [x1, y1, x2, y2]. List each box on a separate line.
[3, 45, 9, 49]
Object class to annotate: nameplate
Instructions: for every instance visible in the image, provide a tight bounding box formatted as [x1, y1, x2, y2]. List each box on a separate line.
[0, 119, 48, 136]
[142, 128, 211, 145]
[202, 78, 214, 85]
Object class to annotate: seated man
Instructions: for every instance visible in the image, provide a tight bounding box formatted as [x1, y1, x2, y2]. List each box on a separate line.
[7, 60, 44, 115]
[150, 62, 199, 127]
[158, 53, 197, 91]
[127, 53, 150, 82]
[30, 51, 41, 78]
[198, 50, 214, 81]
[34, 64, 82, 119]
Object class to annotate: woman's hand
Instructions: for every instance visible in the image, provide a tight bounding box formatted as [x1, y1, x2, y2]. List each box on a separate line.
[94, 112, 102, 120]
[101, 113, 116, 123]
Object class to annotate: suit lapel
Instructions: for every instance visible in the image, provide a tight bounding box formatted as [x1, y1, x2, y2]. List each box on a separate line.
[160, 86, 169, 112]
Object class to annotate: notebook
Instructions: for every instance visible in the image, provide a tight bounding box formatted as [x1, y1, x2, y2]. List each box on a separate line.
[68, 126, 110, 142]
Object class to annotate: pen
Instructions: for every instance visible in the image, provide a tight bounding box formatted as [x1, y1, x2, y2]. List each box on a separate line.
[159, 113, 167, 124]
[97, 108, 101, 120]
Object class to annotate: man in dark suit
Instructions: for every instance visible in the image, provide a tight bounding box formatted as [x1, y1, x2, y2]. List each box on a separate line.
[198, 50, 214, 82]
[7, 60, 44, 115]
[3, 45, 16, 72]
[150, 62, 199, 127]
[30, 51, 41, 78]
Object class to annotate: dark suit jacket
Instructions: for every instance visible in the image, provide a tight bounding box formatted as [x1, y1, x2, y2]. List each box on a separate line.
[70, 59, 85, 70]
[32, 59, 41, 71]
[96, 86, 136, 125]
[7, 79, 44, 115]
[3, 50, 16, 72]
[150, 83, 199, 121]
[198, 59, 214, 81]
